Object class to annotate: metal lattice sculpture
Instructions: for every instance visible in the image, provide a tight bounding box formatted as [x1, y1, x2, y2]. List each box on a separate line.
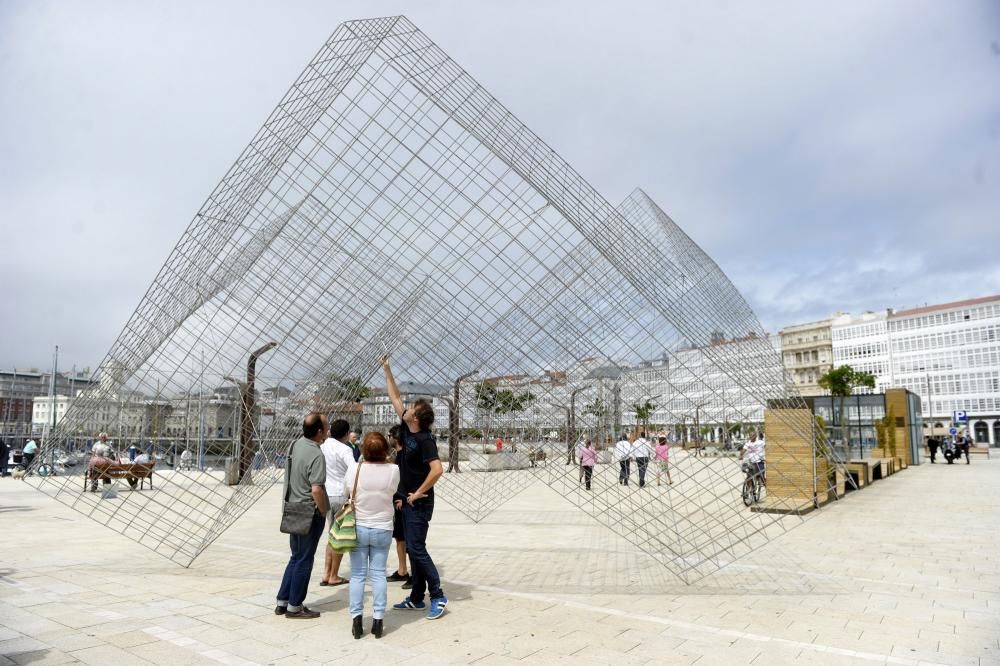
[25, 16, 848, 584]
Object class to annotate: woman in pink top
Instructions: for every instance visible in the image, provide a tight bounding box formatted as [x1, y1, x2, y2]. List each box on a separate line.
[580, 440, 597, 490]
[654, 435, 672, 485]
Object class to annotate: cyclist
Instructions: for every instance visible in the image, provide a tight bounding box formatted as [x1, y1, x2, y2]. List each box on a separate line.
[739, 430, 765, 486]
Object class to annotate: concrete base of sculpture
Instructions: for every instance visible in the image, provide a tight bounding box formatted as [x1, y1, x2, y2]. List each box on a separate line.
[470, 451, 532, 471]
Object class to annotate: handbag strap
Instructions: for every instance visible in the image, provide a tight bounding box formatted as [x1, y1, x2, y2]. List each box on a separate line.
[283, 440, 296, 503]
[348, 462, 363, 505]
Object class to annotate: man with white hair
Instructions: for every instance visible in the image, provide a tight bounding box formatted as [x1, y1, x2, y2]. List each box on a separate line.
[614, 434, 632, 486]
[89, 432, 114, 492]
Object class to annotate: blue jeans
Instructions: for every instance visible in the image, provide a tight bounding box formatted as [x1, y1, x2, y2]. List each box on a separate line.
[349, 525, 392, 619]
[276, 510, 325, 611]
[403, 502, 443, 603]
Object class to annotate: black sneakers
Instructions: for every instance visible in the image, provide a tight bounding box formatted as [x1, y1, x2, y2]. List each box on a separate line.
[386, 571, 408, 582]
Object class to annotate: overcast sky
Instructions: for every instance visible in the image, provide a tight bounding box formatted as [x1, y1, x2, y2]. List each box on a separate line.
[1, 0, 998, 372]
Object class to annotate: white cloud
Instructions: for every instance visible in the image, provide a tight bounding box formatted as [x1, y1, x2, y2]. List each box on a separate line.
[1, 0, 998, 368]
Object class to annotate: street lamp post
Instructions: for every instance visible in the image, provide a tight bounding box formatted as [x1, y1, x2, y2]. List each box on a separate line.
[445, 369, 479, 473]
[566, 385, 592, 463]
[680, 399, 710, 456]
[224, 341, 278, 484]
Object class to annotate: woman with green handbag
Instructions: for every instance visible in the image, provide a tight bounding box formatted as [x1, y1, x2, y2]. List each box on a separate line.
[343, 432, 399, 639]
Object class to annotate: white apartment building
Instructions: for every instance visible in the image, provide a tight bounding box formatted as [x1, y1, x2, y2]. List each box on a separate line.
[621, 334, 784, 443]
[890, 296, 1000, 445]
[831, 310, 892, 390]
[779, 319, 833, 394]
[32, 394, 73, 430]
[832, 295, 1000, 445]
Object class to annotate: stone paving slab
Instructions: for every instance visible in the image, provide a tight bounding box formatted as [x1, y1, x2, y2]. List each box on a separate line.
[2, 458, 999, 664]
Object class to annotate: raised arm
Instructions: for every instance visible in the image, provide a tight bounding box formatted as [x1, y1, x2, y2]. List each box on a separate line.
[381, 355, 405, 419]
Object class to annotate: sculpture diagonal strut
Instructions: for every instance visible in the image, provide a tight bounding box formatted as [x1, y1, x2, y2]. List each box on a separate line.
[26, 16, 849, 586]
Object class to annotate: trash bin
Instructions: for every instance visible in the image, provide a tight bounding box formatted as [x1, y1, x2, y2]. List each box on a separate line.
[224, 457, 240, 486]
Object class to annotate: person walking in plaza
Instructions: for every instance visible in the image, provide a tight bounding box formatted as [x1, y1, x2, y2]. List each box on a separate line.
[654, 434, 672, 485]
[739, 430, 766, 486]
[633, 430, 652, 488]
[0, 438, 8, 477]
[386, 425, 412, 588]
[615, 433, 632, 485]
[580, 439, 597, 490]
[575, 437, 586, 484]
[381, 354, 448, 620]
[927, 436, 939, 463]
[320, 419, 355, 587]
[275, 413, 329, 620]
[344, 431, 400, 639]
[958, 433, 971, 464]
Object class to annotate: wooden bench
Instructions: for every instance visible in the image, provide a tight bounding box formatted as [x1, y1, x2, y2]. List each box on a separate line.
[870, 458, 896, 480]
[969, 447, 992, 460]
[85, 462, 155, 491]
[846, 460, 872, 489]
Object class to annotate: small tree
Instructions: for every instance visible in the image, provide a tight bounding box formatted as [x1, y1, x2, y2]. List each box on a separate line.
[584, 397, 610, 443]
[331, 375, 371, 402]
[725, 422, 742, 450]
[814, 415, 830, 458]
[475, 382, 536, 449]
[817, 365, 876, 455]
[631, 399, 656, 434]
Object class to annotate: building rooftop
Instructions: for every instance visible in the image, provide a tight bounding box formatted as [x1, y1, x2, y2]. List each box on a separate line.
[892, 294, 1000, 318]
[778, 318, 832, 334]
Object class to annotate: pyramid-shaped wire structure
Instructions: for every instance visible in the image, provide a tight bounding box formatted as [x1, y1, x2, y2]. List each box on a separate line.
[25, 16, 849, 581]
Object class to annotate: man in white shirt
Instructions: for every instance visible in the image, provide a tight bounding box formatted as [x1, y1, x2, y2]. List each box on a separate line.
[320, 419, 355, 586]
[739, 431, 766, 485]
[91, 432, 111, 458]
[633, 431, 653, 488]
[614, 435, 632, 486]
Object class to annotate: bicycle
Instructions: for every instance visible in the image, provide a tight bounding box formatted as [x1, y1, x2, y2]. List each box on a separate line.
[740, 461, 764, 506]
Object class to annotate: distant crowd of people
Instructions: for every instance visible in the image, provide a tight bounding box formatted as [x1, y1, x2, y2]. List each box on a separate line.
[572, 429, 766, 490]
[926, 432, 975, 464]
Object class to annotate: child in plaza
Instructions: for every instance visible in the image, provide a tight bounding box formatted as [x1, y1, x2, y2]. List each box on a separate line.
[655, 433, 671, 485]
[386, 425, 412, 588]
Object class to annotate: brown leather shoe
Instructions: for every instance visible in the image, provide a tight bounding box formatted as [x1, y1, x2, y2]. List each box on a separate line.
[274, 605, 286, 615]
[285, 607, 320, 619]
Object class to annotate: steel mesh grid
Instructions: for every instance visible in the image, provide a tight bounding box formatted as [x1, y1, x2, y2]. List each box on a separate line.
[25, 16, 848, 587]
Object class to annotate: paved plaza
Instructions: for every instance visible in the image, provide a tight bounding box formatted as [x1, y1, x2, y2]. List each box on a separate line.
[1, 456, 998, 665]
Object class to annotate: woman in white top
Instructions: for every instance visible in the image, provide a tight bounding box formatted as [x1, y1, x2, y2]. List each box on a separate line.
[343, 432, 399, 640]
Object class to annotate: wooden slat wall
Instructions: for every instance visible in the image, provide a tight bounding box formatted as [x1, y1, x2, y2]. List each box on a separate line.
[764, 407, 820, 506]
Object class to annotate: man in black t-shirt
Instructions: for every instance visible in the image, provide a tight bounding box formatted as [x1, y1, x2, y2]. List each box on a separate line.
[381, 355, 447, 620]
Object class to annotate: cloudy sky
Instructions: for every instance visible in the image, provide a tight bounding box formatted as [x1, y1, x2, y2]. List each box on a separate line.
[1, 0, 998, 372]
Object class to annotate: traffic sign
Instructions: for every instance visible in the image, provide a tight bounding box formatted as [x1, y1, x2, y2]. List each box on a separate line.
[948, 427, 958, 436]
[953, 410, 968, 424]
